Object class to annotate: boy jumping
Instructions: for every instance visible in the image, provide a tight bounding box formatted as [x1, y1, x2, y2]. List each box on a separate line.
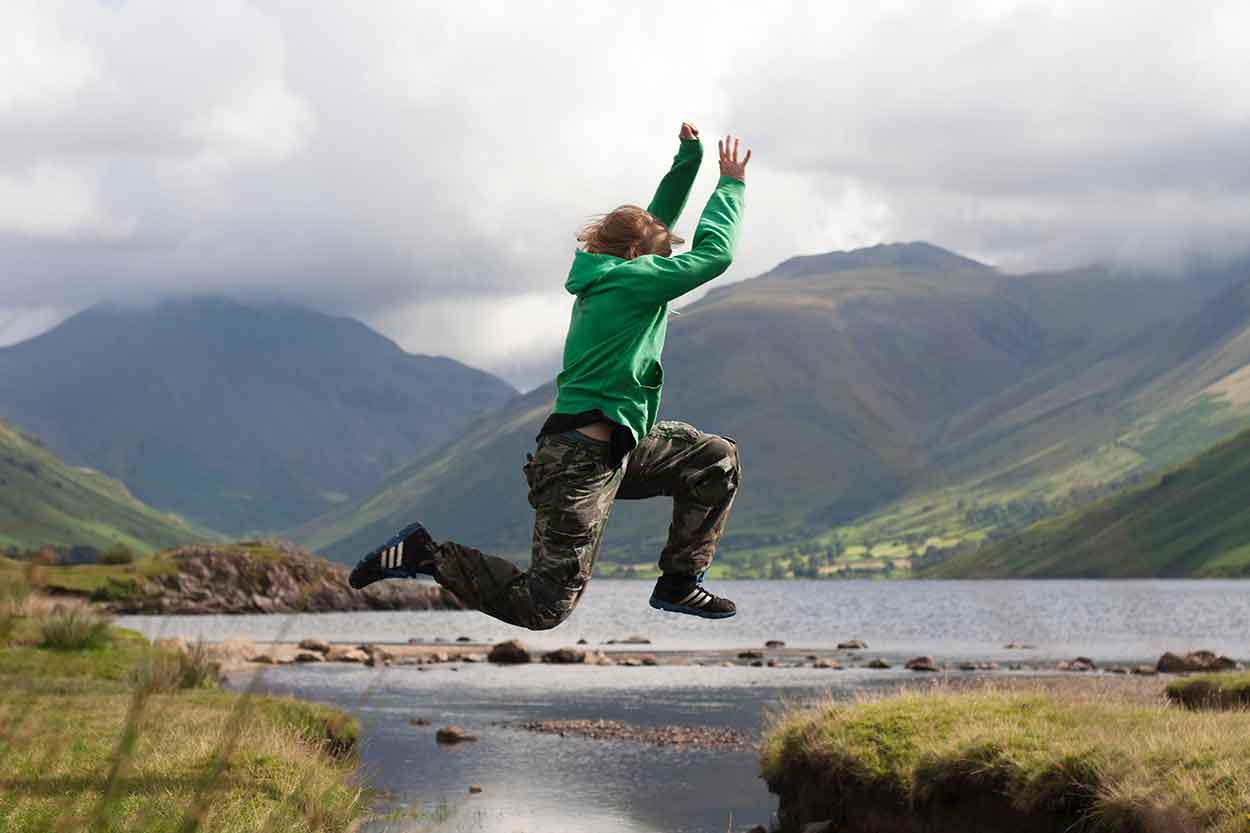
[349, 123, 750, 629]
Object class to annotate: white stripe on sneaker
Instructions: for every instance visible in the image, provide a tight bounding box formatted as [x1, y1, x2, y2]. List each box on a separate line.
[676, 588, 701, 606]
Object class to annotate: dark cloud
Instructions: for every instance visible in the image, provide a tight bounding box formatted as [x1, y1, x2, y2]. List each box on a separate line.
[2, 1, 1249, 385]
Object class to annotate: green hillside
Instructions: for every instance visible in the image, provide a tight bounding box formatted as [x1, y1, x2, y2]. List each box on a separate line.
[296, 243, 1250, 572]
[0, 298, 516, 535]
[0, 421, 209, 554]
[928, 427, 1250, 577]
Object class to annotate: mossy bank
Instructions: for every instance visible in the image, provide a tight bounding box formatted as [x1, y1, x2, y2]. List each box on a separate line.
[2, 539, 461, 614]
[761, 686, 1250, 833]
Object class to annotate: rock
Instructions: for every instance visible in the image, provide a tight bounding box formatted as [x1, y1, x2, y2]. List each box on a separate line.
[461, 653, 486, 663]
[738, 650, 765, 659]
[435, 725, 477, 744]
[294, 650, 326, 663]
[640, 655, 658, 666]
[1057, 657, 1096, 672]
[362, 644, 392, 667]
[1007, 662, 1025, 671]
[249, 652, 278, 664]
[766, 658, 779, 668]
[1003, 642, 1036, 649]
[812, 659, 842, 669]
[606, 635, 651, 645]
[765, 640, 786, 648]
[542, 647, 587, 664]
[749, 660, 764, 668]
[905, 656, 940, 672]
[865, 658, 891, 669]
[619, 658, 643, 667]
[1132, 665, 1158, 676]
[1156, 650, 1238, 674]
[468, 784, 483, 794]
[488, 640, 532, 664]
[153, 637, 189, 655]
[838, 639, 867, 650]
[297, 638, 331, 654]
[456, 636, 472, 642]
[409, 717, 431, 726]
[209, 637, 259, 664]
[326, 646, 370, 663]
[576, 638, 589, 645]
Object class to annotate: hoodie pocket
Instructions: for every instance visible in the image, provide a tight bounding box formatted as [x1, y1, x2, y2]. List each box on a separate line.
[640, 359, 664, 390]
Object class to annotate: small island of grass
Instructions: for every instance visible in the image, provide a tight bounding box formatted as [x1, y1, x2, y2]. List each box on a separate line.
[761, 685, 1250, 833]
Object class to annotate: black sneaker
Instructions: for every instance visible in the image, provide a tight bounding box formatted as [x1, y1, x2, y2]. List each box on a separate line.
[348, 522, 437, 589]
[649, 573, 736, 619]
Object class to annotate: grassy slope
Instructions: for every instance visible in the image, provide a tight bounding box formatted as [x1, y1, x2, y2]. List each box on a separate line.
[931, 426, 1250, 577]
[762, 688, 1250, 833]
[0, 608, 361, 832]
[0, 420, 213, 554]
[296, 248, 1250, 577]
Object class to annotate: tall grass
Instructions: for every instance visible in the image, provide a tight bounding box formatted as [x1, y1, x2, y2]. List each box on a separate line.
[39, 606, 113, 651]
[129, 640, 222, 693]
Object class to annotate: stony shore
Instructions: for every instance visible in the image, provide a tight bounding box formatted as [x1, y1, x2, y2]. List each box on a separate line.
[194, 634, 1245, 683]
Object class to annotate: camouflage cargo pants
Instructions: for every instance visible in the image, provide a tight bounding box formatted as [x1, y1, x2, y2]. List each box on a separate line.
[431, 420, 741, 630]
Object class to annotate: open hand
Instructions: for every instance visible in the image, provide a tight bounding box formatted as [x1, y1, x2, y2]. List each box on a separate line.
[718, 134, 751, 181]
[679, 122, 699, 140]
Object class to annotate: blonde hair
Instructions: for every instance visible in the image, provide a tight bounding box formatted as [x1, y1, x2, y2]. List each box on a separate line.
[577, 205, 685, 259]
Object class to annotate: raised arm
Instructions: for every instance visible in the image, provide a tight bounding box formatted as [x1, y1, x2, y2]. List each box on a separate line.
[646, 122, 703, 229]
[622, 135, 750, 305]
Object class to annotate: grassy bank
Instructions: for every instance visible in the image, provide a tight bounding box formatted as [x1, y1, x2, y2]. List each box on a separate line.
[0, 572, 362, 832]
[761, 687, 1250, 833]
[1167, 671, 1250, 710]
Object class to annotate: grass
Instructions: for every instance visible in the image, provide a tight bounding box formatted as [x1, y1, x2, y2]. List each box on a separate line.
[39, 606, 113, 651]
[0, 570, 363, 832]
[761, 686, 1250, 833]
[1167, 672, 1250, 711]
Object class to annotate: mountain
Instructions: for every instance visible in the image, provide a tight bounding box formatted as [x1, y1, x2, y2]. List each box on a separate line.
[296, 243, 1250, 568]
[929, 427, 1250, 577]
[0, 298, 517, 534]
[0, 420, 205, 554]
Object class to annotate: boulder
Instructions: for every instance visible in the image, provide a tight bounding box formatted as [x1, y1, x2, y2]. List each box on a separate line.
[542, 647, 587, 664]
[576, 638, 589, 645]
[1057, 657, 1096, 672]
[153, 637, 189, 655]
[435, 725, 478, 744]
[766, 658, 780, 668]
[488, 640, 532, 664]
[1132, 664, 1158, 676]
[606, 635, 651, 645]
[765, 640, 786, 648]
[456, 636, 472, 642]
[468, 784, 483, 794]
[905, 656, 940, 672]
[812, 659, 842, 669]
[249, 652, 278, 664]
[297, 638, 331, 654]
[461, 653, 487, 663]
[326, 646, 370, 663]
[1157, 650, 1238, 674]
[209, 637, 259, 664]
[865, 658, 891, 669]
[294, 650, 326, 663]
[640, 655, 658, 666]
[838, 639, 867, 650]
[738, 650, 764, 659]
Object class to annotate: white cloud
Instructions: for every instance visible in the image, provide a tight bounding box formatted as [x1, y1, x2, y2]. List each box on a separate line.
[1, 1, 1249, 385]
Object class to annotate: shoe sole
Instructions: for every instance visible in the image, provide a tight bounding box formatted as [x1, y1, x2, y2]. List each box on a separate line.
[648, 595, 736, 619]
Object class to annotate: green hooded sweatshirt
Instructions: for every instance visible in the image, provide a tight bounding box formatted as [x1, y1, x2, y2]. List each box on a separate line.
[552, 137, 746, 446]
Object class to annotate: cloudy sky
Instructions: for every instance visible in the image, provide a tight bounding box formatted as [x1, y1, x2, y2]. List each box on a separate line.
[2, 1, 1249, 388]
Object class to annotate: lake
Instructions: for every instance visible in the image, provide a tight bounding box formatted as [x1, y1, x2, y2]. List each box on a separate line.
[118, 579, 1250, 832]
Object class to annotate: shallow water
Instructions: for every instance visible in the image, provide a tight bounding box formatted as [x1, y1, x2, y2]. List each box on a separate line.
[123, 579, 1250, 833]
